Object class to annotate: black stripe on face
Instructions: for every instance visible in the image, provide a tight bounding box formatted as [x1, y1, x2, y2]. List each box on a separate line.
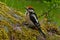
[28, 8, 34, 10]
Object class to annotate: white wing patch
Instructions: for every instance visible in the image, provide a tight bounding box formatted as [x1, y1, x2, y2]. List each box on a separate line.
[32, 14, 38, 23]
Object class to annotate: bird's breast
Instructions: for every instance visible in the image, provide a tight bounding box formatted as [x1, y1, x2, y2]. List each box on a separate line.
[26, 13, 34, 26]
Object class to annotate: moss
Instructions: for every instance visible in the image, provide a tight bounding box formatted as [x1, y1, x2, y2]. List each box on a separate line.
[0, 2, 60, 40]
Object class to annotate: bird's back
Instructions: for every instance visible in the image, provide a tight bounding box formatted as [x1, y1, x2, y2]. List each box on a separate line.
[29, 13, 40, 27]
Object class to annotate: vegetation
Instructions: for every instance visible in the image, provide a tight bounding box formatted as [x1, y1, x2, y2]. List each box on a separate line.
[0, 0, 60, 40]
[0, 0, 60, 25]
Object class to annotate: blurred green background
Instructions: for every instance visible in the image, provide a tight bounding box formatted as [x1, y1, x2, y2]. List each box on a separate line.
[0, 0, 60, 26]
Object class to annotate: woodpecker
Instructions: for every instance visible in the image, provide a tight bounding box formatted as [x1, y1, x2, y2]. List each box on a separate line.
[25, 6, 46, 38]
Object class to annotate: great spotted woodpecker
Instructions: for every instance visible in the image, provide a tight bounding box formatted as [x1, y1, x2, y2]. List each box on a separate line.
[25, 6, 46, 38]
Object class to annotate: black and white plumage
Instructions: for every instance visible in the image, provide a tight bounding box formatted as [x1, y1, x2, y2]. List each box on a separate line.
[26, 8, 40, 27]
[29, 12, 40, 27]
[25, 7, 46, 38]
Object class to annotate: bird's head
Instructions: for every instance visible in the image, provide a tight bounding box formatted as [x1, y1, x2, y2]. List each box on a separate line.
[26, 6, 35, 13]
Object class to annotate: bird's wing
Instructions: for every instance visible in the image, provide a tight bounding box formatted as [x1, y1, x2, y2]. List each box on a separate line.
[30, 14, 38, 24]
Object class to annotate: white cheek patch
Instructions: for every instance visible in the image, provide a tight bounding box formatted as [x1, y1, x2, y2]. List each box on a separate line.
[32, 14, 38, 23]
[29, 10, 34, 13]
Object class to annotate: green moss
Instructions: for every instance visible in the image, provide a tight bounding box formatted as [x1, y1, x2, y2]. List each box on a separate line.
[0, 2, 60, 40]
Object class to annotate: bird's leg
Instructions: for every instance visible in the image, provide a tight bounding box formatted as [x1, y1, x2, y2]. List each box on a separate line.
[35, 26, 39, 30]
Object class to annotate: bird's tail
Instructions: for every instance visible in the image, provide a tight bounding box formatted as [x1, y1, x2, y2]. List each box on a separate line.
[34, 23, 46, 38]
[38, 27, 46, 38]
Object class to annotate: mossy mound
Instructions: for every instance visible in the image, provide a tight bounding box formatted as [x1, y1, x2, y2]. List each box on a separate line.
[0, 2, 60, 40]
